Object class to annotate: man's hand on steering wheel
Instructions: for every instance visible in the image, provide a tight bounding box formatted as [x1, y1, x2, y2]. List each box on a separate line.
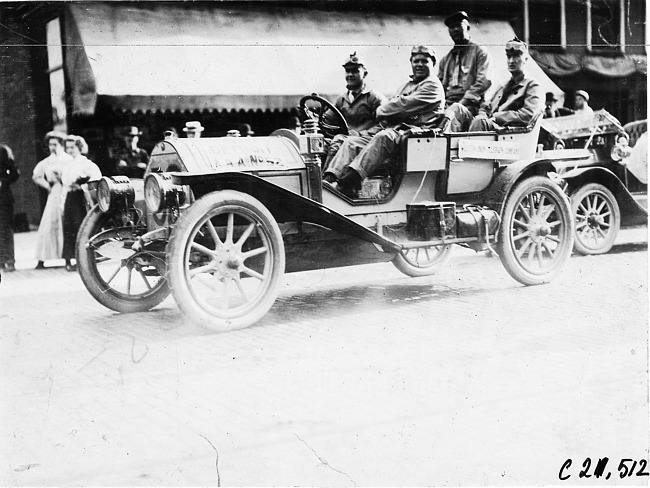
[299, 94, 349, 139]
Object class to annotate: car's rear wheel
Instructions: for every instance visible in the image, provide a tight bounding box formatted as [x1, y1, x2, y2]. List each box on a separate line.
[392, 244, 452, 277]
[497, 176, 574, 285]
[76, 206, 169, 312]
[571, 183, 620, 255]
[166, 191, 285, 332]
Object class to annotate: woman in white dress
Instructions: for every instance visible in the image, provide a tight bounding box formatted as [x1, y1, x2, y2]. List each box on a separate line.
[61, 135, 102, 271]
[32, 131, 71, 269]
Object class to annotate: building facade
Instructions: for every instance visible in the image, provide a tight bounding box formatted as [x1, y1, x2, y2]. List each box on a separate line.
[1, 1, 646, 228]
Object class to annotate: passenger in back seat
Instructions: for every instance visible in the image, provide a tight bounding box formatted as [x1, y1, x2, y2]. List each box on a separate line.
[438, 11, 492, 122]
[445, 38, 542, 132]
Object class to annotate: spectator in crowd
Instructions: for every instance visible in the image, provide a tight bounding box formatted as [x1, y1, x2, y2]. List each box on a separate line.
[323, 45, 445, 198]
[544, 92, 561, 118]
[0, 143, 19, 272]
[164, 127, 178, 140]
[611, 131, 633, 162]
[61, 135, 102, 272]
[113, 126, 149, 178]
[439, 10, 492, 130]
[446, 38, 542, 132]
[321, 52, 387, 168]
[239, 123, 255, 137]
[574, 90, 594, 115]
[286, 116, 302, 135]
[183, 121, 204, 138]
[32, 131, 72, 269]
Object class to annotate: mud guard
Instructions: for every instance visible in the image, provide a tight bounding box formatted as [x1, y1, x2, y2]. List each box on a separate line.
[172, 171, 402, 253]
[561, 166, 648, 227]
[475, 158, 558, 216]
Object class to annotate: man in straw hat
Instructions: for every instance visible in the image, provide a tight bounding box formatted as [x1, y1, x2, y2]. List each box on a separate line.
[323, 45, 445, 198]
[183, 121, 205, 138]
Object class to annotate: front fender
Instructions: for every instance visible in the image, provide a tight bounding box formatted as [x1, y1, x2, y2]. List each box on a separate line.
[173, 171, 402, 252]
[561, 166, 648, 226]
[477, 158, 557, 215]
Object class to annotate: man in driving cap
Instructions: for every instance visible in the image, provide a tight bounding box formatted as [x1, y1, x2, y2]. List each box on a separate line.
[323, 45, 445, 197]
[438, 11, 492, 119]
[447, 38, 542, 132]
[322, 52, 387, 168]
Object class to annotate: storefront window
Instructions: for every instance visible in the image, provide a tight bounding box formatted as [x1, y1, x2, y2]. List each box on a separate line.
[588, 0, 625, 53]
[528, 0, 563, 50]
[46, 18, 67, 133]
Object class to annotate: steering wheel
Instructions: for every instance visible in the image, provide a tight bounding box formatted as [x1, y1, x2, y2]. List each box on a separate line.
[299, 94, 349, 138]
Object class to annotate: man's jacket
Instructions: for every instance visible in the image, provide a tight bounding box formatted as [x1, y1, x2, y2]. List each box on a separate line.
[377, 75, 445, 128]
[330, 85, 387, 133]
[481, 72, 542, 127]
[438, 41, 492, 107]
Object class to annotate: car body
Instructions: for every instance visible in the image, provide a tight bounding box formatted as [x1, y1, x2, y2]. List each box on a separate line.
[540, 110, 647, 254]
[77, 97, 581, 332]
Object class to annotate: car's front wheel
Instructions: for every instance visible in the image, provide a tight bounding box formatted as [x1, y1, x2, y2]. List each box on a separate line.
[166, 191, 285, 332]
[76, 206, 170, 312]
[571, 183, 620, 255]
[497, 176, 574, 285]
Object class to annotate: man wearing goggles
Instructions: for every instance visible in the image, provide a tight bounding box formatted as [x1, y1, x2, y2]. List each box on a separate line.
[323, 45, 445, 198]
[322, 52, 387, 169]
[447, 38, 542, 132]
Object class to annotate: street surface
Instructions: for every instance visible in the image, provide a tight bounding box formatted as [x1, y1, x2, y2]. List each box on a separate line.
[1, 228, 648, 486]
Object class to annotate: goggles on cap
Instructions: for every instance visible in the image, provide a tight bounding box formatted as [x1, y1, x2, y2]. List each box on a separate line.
[505, 39, 527, 53]
[343, 52, 364, 67]
[410, 45, 435, 59]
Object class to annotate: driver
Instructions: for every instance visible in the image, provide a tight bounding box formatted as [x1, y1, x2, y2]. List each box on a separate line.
[322, 52, 387, 169]
[323, 45, 445, 198]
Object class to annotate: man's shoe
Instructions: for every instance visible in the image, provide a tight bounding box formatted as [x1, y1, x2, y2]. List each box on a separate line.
[322, 180, 338, 192]
[337, 168, 362, 199]
[35, 261, 45, 270]
[65, 263, 77, 272]
[337, 183, 358, 199]
[322, 173, 338, 184]
[4, 263, 15, 272]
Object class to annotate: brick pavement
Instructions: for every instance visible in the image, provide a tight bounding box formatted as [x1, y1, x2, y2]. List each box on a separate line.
[0, 229, 648, 486]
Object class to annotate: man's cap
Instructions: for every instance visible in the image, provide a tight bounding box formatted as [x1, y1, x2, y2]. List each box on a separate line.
[411, 45, 436, 61]
[575, 89, 590, 102]
[505, 37, 528, 54]
[183, 121, 205, 132]
[546, 92, 559, 102]
[343, 52, 365, 68]
[124, 126, 141, 136]
[444, 11, 469, 27]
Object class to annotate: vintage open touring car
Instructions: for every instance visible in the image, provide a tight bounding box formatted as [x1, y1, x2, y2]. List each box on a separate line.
[77, 95, 581, 332]
[540, 110, 647, 255]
